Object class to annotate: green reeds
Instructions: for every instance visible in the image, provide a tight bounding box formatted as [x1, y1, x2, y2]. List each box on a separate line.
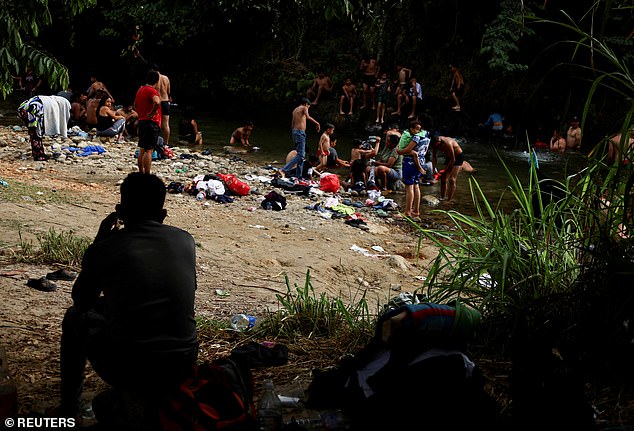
[412, 150, 605, 347]
[256, 270, 374, 343]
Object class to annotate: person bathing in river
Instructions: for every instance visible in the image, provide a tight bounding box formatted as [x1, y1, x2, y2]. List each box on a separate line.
[229, 121, 254, 147]
[431, 134, 464, 202]
[178, 106, 203, 145]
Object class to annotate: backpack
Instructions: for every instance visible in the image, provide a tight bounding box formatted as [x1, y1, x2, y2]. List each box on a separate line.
[159, 358, 257, 431]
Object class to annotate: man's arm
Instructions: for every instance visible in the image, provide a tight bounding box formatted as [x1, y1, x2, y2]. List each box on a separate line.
[305, 108, 320, 132]
[370, 137, 381, 157]
[376, 155, 396, 168]
[444, 145, 456, 172]
[396, 139, 415, 155]
[147, 95, 161, 118]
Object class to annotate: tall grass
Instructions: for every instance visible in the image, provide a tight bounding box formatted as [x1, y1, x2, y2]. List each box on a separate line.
[256, 270, 374, 344]
[413, 155, 590, 346]
[13, 227, 91, 267]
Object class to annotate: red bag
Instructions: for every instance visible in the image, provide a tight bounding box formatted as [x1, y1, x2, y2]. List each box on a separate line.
[320, 173, 341, 193]
[216, 173, 250, 196]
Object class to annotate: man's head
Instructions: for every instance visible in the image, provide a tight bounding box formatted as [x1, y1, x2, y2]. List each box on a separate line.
[116, 173, 167, 223]
[408, 120, 422, 134]
[324, 123, 335, 134]
[300, 97, 311, 106]
[387, 134, 399, 148]
[146, 70, 160, 86]
[431, 135, 442, 147]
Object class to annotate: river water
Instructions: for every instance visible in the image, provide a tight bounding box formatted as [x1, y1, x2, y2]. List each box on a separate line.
[1, 95, 587, 217]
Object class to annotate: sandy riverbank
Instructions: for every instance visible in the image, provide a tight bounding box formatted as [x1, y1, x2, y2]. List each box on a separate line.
[0, 125, 440, 414]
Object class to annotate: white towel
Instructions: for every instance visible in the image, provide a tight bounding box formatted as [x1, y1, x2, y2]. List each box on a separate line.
[39, 95, 71, 138]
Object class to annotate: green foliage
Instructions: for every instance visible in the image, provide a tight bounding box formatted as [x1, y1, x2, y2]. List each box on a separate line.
[196, 316, 230, 332]
[256, 270, 374, 342]
[0, 0, 95, 97]
[415, 155, 585, 344]
[480, 0, 534, 75]
[536, 9, 634, 137]
[13, 227, 91, 267]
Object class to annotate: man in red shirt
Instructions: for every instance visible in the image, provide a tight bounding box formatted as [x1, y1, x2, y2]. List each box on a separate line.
[134, 70, 161, 174]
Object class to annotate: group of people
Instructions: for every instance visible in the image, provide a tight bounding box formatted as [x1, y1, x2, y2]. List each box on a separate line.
[282, 98, 468, 218]
[548, 116, 582, 153]
[16, 65, 182, 174]
[306, 57, 466, 125]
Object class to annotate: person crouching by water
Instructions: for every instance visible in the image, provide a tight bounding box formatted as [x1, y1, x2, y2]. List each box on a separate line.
[178, 106, 203, 145]
[229, 121, 254, 147]
[58, 173, 198, 421]
[431, 134, 464, 202]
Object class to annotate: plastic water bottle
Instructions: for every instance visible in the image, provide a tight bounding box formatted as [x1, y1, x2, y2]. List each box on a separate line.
[231, 314, 256, 331]
[196, 191, 206, 201]
[257, 379, 283, 431]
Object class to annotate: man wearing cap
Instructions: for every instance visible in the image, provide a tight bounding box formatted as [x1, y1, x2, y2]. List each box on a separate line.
[566, 117, 582, 150]
[281, 97, 320, 178]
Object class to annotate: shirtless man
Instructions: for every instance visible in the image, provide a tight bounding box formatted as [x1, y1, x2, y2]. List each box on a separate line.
[70, 93, 87, 128]
[359, 55, 379, 110]
[281, 98, 320, 178]
[393, 65, 412, 116]
[230, 121, 254, 147]
[550, 130, 566, 153]
[431, 135, 464, 202]
[85, 89, 108, 131]
[86, 75, 108, 100]
[607, 129, 634, 164]
[154, 66, 172, 145]
[339, 78, 357, 115]
[307, 72, 334, 105]
[449, 64, 465, 111]
[566, 117, 582, 150]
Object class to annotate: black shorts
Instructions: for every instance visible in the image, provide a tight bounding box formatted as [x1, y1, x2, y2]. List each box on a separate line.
[452, 85, 464, 98]
[454, 152, 464, 166]
[137, 120, 160, 150]
[363, 74, 375, 88]
[160, 101, 170, 116]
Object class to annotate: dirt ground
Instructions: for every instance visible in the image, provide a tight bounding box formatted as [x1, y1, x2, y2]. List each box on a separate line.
[0, 132, 438, 416]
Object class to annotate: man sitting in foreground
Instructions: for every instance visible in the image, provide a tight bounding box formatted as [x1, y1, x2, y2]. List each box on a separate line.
[59, 173, 198, 419]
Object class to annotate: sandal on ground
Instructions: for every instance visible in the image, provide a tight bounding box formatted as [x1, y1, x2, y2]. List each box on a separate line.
[27, 277, 58, 292]
[46, 268, 78, 281]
